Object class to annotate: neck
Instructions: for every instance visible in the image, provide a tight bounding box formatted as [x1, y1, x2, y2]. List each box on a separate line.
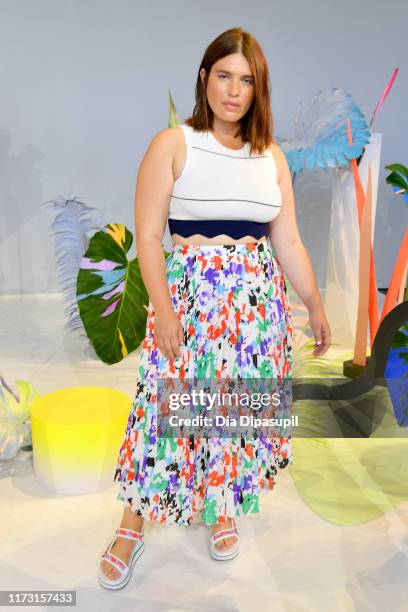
[212, 117, 241, 138]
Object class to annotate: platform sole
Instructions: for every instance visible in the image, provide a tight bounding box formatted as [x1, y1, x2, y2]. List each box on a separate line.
[98, 542, 144, 590]
[209, 543, 239, 561]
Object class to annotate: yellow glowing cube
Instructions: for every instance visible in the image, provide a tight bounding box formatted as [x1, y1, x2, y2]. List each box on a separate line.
[31, 387, 131, 494]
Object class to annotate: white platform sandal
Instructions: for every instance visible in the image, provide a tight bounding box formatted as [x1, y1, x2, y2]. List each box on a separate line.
[98, 527, 144, 590]
[208, 518, 239, 561]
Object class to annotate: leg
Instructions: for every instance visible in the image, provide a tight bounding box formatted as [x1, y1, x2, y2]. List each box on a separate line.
[100, 507, 145, 581]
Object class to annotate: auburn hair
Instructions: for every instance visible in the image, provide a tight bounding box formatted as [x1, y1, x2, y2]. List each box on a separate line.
[185, 27, 276, 156]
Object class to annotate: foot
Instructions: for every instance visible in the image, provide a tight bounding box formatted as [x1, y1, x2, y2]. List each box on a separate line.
[209, 517, 238, 551]
[100, 512, 144, 581]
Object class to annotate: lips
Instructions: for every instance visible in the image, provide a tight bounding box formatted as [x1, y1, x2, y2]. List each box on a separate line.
[224, 102, 240, 109]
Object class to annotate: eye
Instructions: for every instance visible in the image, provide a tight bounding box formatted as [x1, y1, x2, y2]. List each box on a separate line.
[218, 73, 253, 84]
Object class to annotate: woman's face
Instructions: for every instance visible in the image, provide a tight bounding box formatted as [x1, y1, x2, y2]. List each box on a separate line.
[200, 53, 255, 126]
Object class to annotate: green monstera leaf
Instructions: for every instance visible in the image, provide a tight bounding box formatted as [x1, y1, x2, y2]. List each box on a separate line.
[76, 223, 170, 364]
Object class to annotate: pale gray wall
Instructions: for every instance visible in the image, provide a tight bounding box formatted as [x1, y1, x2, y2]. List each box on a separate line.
[0, 0, 407, 294]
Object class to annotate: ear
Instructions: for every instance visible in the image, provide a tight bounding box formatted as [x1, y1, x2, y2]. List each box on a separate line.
[199, 68, 206, 85]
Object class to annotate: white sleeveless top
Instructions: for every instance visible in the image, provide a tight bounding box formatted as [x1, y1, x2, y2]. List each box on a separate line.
[168, 124, 282, 223]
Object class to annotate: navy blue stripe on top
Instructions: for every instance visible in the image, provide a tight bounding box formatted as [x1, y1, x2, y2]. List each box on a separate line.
[168, 218, 269, 239]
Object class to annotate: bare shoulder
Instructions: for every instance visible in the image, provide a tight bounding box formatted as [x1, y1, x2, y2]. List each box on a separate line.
[140, 127, 186, 183]
[146, 126, 183, 155]
[268, 143, 286, 183]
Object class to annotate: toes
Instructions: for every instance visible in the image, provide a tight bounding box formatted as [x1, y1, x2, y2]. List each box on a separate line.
[213, 534, 226, 550]
[212, 519, 236, 551]
[214, 536, 237, 551]
[224, 536, 236, 549]
[104, 564, 112, 578]
[101, 561, 119, 580]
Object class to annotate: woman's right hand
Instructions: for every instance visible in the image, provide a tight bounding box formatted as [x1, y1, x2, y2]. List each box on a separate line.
[153, 307, 185, 361]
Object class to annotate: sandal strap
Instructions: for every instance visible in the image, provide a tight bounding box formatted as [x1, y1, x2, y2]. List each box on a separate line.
[100, 551, 128, 575]
[115, 528, 144, 542]
[211, 527, 238, 543]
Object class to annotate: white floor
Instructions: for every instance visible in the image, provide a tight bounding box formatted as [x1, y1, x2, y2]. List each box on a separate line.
[1, 293, 407, 612]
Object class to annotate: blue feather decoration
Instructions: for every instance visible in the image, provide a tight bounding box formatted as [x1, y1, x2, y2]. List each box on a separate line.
[277, 88, 372, 175]
[42, 197, 106, 332]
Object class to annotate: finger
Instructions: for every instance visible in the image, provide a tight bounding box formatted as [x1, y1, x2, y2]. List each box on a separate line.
[315, 336, 330, 355]
[312, 339, 326, 356]
[163, 338, 174, 360]
[170, 336, 180, 359]
[157, 337, 167, 359]
[158, 339, 169, 360]
[156, 339, 165, 358]
[322, 328, 331, 349]
[166, 336, 178, 360]
[313, 324, 322, 346]
[178, 325, 184, 346]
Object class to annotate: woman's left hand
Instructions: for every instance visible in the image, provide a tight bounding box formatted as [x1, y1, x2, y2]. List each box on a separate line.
[308, 307, 331, 356]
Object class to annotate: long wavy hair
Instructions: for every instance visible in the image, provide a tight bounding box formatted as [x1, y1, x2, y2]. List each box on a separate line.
[185, 27, 275, 155]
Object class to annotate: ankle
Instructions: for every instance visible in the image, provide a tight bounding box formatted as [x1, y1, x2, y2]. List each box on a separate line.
[120, 509, 144, 531]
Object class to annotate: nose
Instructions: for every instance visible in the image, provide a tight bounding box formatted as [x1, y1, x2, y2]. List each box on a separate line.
[227, 79, 241, 97]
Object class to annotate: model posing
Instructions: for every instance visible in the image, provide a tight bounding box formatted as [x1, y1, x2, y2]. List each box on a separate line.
[98, 27, 331, 589]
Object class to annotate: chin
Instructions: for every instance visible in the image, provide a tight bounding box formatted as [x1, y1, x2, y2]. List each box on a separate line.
[219, 108, 241, 120]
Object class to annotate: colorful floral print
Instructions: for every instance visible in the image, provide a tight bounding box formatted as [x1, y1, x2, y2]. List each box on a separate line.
[114, 238, 293, 526]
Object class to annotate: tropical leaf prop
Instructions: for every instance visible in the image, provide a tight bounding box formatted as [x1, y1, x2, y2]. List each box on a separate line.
[385, 162, 408, 205]
[45, 197, 106, 332]
[77, 223, 171, 364]
[0, 375, 40, 460]
[168, 89, 181, 128]
[278, 88, 371, 176]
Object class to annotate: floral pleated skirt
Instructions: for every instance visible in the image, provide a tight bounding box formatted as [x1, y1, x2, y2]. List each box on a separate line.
[114, 237, 294, 526]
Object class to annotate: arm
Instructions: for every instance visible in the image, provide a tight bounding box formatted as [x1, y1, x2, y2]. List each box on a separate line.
[268, 145, 322, 312]
[135, 127, 184, 359]
[268, 145, 331, 355]
[135, 128, 177, 315]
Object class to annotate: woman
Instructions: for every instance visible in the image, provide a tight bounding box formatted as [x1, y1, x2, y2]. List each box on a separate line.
[98, 27, 331, 589]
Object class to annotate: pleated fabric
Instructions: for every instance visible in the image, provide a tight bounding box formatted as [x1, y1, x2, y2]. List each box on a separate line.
[114, 237, 293, 525]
